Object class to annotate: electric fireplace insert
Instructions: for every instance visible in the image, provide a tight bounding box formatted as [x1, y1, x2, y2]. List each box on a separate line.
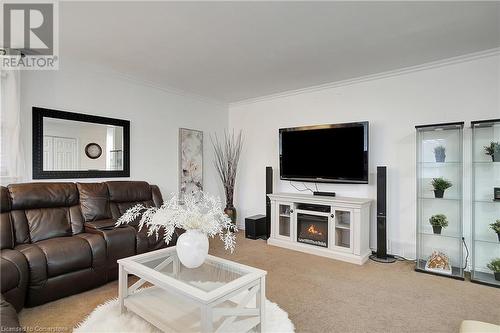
[297, 213, 328, 247]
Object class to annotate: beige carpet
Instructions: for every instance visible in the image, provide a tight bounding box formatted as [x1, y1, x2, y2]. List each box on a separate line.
[19, 233, 500, 333]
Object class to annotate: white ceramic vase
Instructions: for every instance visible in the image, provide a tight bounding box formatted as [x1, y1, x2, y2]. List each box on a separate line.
[176, 229, 209, 268]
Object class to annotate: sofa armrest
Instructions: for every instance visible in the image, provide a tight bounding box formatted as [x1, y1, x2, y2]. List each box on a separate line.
[1, 249, 28, 311]
[85, 219, 119, 230]
[0, 295, 22, 331]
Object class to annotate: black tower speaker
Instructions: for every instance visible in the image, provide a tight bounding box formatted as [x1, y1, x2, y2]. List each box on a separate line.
[265, 166, 273, 238]
[370, 166, 396, 263]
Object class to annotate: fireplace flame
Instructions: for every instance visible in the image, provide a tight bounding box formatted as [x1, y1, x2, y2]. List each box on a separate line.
[307, 224, 323, 236]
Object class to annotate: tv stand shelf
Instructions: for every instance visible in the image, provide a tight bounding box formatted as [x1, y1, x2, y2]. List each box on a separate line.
[267, 193, 372, 265]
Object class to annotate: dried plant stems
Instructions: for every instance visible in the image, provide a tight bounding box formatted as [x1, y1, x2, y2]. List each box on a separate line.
[211, 130, 243, 207]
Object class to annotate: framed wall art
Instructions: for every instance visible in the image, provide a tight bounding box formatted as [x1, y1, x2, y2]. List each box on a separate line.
[179, 128, 203, 196]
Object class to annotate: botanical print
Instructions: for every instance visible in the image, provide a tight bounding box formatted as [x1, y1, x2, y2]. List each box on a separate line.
[179, 128, 203, 196]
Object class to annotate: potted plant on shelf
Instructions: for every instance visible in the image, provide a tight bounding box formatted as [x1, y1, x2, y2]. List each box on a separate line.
[434, 145, 446, 163]
[211, 130, 243, 224]
[486, 258, 500, 281]
[429, 214, 448, 234]
[116, 191, 237, 268]
[484, 142, 500, 162]
[489, 219, 500, 242]
[431, 177, 452, 198]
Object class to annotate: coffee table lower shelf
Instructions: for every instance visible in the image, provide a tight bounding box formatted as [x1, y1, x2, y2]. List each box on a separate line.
[124, 287, 261, 333]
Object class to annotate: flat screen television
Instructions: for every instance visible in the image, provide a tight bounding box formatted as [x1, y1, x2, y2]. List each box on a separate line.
[279, 122, 369, 184]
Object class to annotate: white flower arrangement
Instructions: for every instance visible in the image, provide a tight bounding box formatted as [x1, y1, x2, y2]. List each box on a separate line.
[115, 191, 238, 252]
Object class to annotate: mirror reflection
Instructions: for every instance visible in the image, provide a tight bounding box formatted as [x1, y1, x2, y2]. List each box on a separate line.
[42, 118, 124, 171]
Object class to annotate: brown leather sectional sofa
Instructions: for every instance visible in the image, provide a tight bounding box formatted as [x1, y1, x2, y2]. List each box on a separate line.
[0, 181, 175, 318]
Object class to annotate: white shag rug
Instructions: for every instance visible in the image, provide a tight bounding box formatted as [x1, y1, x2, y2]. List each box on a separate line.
[75, 295, 294, 333]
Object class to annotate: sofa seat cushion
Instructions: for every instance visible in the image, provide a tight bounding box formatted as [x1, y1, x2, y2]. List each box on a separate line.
[35, 237, 92, 277]
[136, 227, 175, 254]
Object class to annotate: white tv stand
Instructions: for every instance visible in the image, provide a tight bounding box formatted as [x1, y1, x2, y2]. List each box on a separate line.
[267, 193, 372, 265]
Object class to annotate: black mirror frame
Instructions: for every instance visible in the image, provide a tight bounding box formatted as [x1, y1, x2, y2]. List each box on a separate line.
[33, 107, 130, 179]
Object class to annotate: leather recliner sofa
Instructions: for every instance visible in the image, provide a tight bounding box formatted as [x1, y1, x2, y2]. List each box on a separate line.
[0, 181, 175, 312]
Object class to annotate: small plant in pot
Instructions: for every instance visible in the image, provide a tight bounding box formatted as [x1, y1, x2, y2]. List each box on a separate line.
[489, 219, 500, 242]
[486, 258, 500, 281]
[429, 214, 448, 234]
[434, 145, 446, 163]
[484, 142, 500, 162]
[431, 177, 452, 198]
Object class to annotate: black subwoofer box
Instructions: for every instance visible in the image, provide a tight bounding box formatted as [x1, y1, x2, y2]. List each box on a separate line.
[245, 215, 267, 240]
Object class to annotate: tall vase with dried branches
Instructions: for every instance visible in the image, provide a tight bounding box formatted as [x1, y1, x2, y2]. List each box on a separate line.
[211, 131, 243, 224]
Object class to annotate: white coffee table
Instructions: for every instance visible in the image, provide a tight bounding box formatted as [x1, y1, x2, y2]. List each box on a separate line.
[117, 246, 267, 333]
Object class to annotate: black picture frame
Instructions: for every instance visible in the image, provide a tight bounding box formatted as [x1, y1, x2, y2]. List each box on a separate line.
[32, 107, 130, 179]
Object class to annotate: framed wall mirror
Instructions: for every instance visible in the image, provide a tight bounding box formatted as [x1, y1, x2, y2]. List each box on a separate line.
[33, 107, 130, 179]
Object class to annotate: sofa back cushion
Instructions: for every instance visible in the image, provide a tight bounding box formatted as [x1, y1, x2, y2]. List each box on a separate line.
[9, 183, 79, 210]
[107, 181, 155, 222]
[0, 187, 14, 250]
[0, 213, 14, 250]
[8, 183, 79, 243]
[25, 208, 72, 242]
[77, 183, 111, 222]
[1, 186, 10, 213]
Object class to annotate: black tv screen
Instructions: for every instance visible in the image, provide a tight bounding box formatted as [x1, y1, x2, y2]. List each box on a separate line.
[279, 122, 369, 184]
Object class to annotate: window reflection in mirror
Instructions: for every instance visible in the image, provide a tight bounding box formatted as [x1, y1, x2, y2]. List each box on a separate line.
[42, 118, 124, 171]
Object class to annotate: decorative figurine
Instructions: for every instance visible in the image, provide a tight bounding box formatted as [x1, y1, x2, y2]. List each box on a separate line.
[425, 251, 452, 275]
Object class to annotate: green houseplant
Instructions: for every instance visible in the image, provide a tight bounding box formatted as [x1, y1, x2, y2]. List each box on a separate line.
[489, 219, 500, 242]
[434, 145, 446, 163]
[486, 258, 500, 281]
[484, 142, 500, 162]
[431, 177, 452, 198]
[429, 214, 448, 234]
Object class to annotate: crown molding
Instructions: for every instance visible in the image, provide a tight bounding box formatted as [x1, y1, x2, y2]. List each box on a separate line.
[229, 48, 500, 108]
[57, 60, 228, 107]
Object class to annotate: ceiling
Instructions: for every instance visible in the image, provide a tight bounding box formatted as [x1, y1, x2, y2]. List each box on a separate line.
[60, 1, 500, 103]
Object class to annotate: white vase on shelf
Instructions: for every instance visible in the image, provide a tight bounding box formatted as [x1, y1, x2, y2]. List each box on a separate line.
[176, 229, 209, 268]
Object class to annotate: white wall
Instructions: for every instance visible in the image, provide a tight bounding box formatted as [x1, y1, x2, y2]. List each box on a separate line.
[20, 63, 228, 197]
[228, 54, 500, 258]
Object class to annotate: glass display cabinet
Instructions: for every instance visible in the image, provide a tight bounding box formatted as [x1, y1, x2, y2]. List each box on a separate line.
[415, 122, 464, 280]
[471, 119, 500, 288]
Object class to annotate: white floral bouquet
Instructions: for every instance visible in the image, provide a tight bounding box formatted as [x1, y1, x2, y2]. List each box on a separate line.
[115, 191, 238, 252]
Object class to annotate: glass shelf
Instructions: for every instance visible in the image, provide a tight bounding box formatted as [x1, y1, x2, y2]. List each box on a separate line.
[278, 204, 291, 238]
[471, 119, 500, 288]
[335, 224, 350, 230]
[419, 197, 461, 201]
[420, 232, 462, 239]
[418, 162, 461, 166]
[475, 239, 500, 245]
[415, 122, 464, 280]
